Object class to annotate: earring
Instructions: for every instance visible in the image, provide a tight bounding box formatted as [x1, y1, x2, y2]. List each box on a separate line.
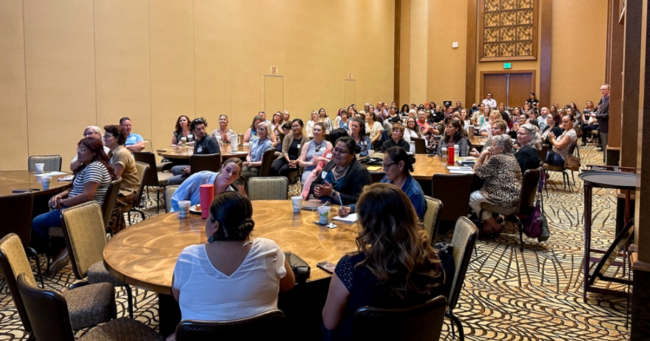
[207, 236, 215, 243]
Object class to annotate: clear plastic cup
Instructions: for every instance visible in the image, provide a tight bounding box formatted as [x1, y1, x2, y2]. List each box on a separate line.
[35, 163, 44, 174]
[41, 177, 51, 190]
[291, 196, 303, 213]
[318, 206, 331, 225]
[178, 200, 191, 219]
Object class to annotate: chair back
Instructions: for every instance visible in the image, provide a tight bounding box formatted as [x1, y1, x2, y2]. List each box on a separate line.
[258, 149, 277, 177]
[165, 185, 180, 212]
[175, 310, 285, 340]
[353, 295, 447, 340]
[539, 144, 550, 162]
[278, 133, 286, 145]
[190, 154, 221, 174]
[423, 196, 443, 242]
[101, 178, 122, 231]
[17, 274, 76, 341]
[143, 139, 154, 153]
[60, 202, 107, 279]
[246, 177, 289, 200]
[448, 217, 478, 310]
[134, 162, 150, 204]
[0, 193, 33, 247]
[411, 137, 426, 154]
[0, 234, 38, 332]
[431, 174, 473, 223]
[517, 168, 541, 216]
[133, 152, 160, 186]
[28, 155, 62, 172]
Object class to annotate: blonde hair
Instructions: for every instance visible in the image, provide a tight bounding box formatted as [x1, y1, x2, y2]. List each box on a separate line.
[489, 110, 502, 121]
[256, 122, 272, 138]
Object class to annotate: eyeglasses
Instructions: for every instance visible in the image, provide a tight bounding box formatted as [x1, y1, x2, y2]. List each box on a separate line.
[84, 132, 98, 137]
[383, 162, 396, 170]
[76, 148, 88, 153]
[332, 148, 349, 155]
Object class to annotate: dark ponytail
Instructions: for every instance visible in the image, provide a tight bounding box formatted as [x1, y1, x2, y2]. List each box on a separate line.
[209, 192, 255, 241]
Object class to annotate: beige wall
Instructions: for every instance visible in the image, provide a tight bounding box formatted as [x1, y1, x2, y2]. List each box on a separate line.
[1, 0, 395, 171]
[402, 0, 608, 110]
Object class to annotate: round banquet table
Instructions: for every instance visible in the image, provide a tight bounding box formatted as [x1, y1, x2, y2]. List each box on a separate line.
[0, 171, 72, 217]
[157, 144, 250, 161]
[103, 200, 359, 295]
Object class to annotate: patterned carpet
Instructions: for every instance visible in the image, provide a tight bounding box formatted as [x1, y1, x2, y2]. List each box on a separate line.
[0, 145, 630, 340]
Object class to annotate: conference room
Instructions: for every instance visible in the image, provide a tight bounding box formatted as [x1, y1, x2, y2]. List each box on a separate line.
[1, 0, 648, 340]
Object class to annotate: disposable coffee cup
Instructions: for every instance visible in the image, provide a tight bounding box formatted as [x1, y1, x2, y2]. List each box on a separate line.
[318, 206, 331, 225]
[35, 163, 44, 174]
[368, 150, 375, 156]
[181, 137, 187, 147]
[178, 200, 191, 219]
[291, 196, 303, 213]
[41, 177, 51, 190]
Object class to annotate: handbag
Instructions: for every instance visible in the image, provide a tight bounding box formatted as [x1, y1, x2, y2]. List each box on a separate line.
[564, 154, 581, 171]
[284, 252, 311, 284]
[434, 242, 455, 299]
[523, 167, 549, 240]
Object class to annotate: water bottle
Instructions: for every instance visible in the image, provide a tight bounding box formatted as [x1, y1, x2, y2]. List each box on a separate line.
[454, 144, 460, 159]
[409, 140, 415, 154]
[480, 116, 484, 126]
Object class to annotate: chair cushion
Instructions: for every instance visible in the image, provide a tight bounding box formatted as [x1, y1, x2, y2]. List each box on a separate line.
[63, 282, 115, 329]
[48, 227, 64, 238]
[480, 203, 518, 216]
[88, 261, 127, 287]
[157, 172, 174, 186]
[81, 318, 164, 341]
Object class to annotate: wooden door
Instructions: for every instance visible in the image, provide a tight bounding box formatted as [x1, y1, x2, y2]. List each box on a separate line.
[482, 74, 508, 107]
[508, 73, 534, 108]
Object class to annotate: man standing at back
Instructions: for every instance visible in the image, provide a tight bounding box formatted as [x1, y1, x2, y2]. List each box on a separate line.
[592, 84, 610, 160]
[120, 117, 145, 152]
[168, 117, 221, 185]
[482, 92, 497, 109]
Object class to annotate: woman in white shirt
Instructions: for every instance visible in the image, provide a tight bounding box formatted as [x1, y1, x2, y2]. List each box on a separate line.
[172, 192, 295, 327]
[306, 111, 319, 138]
[403, 117, 422, 143]
[365, 112, 384, 149]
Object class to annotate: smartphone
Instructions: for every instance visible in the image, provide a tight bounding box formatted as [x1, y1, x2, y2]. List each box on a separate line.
[317, 261, 336, 274]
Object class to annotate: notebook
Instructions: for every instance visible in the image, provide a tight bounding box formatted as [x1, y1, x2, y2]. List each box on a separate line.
[333, 213, 359, 223]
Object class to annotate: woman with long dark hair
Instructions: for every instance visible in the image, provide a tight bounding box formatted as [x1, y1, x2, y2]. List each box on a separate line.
[437, 120, 469, 157]
[33, 137, 116, 273]
[322, 183, 444, 339]
[171, 115, 194, 146]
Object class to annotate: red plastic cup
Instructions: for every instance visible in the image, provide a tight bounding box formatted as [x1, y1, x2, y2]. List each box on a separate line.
[199, 184, 214, 219]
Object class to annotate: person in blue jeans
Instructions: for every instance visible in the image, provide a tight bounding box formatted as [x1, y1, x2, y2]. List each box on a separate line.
[32, 137, 115, 273]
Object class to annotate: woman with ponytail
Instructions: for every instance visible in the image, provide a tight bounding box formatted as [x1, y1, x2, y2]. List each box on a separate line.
[171, 191, 295, 325]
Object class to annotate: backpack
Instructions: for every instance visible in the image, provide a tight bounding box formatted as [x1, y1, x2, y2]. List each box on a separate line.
[434, 242, 455, 299]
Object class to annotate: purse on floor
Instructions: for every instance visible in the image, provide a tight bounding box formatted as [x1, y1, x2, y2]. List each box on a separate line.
[284, 252, 310, 284]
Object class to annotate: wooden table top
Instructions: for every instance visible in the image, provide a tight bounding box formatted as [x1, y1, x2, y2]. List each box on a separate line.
[470, 136, 488, 147]
[0, 171, 72, 197]
[365, 154, 451, 180]
[157, 145, 251, 160]
[103, 200, 360, 294]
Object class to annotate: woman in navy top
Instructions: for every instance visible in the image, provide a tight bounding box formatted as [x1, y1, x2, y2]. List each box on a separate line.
[322, 183, 445, 340]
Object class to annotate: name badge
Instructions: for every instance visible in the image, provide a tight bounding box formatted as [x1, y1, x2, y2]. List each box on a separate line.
[297, 144, 301, 149]
[197, 146, 203, 153]
[321, 171, 328, 179]
[326, 153, 332, 159]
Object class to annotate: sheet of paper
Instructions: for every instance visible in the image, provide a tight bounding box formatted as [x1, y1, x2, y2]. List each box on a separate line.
[34, 171, 67, 177]
[367, 166, 382, 171]
[333, 213, 358, 223]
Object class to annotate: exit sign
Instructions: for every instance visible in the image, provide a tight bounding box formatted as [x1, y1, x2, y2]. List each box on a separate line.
[503, 63, 512, 69]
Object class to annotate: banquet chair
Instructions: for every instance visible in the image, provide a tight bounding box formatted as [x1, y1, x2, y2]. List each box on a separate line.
[190, 154, 221, 174]
[125, 162, 150, 224]
[423, 196, 443, 243]
[543, 143, 575, 194]
[431, 174, 473, 225]
[175, 310, 285, 340]
[446, 217, 478, 341]
[165, 185, 180, 212]
[246, 177, 289, 200]
[143, 139, 172, 172]
[258, 149, 277, 177]
[353, 295, 447, 340]
[133, 152, 173, 212]
[0, 192, 44, 287]
[479, 168, 541, 251]
[28, 155, 62, 172]
[17, 274, 163, 341]
[60, 201, 134, 318]
[0, 234, 116, 335]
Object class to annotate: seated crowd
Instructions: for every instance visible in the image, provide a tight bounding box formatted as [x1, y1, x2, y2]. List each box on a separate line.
[26, 92, 605, 339]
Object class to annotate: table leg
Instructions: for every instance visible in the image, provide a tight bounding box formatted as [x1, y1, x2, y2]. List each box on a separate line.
[158, 293, 181, 337]
[583, 183, 593, 303]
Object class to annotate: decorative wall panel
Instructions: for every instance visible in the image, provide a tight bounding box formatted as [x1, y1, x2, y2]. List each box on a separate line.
[478, 0, 538, 62]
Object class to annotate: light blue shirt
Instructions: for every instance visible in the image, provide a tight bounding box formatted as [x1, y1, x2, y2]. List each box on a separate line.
[537, 116, 548, 131]
[170, 171, 234, 212]
[250, 137, 274, 162]
[125, 133, 144, 146]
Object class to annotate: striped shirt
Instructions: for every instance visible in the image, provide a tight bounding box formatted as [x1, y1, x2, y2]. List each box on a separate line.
[69, 161, 112, 206]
